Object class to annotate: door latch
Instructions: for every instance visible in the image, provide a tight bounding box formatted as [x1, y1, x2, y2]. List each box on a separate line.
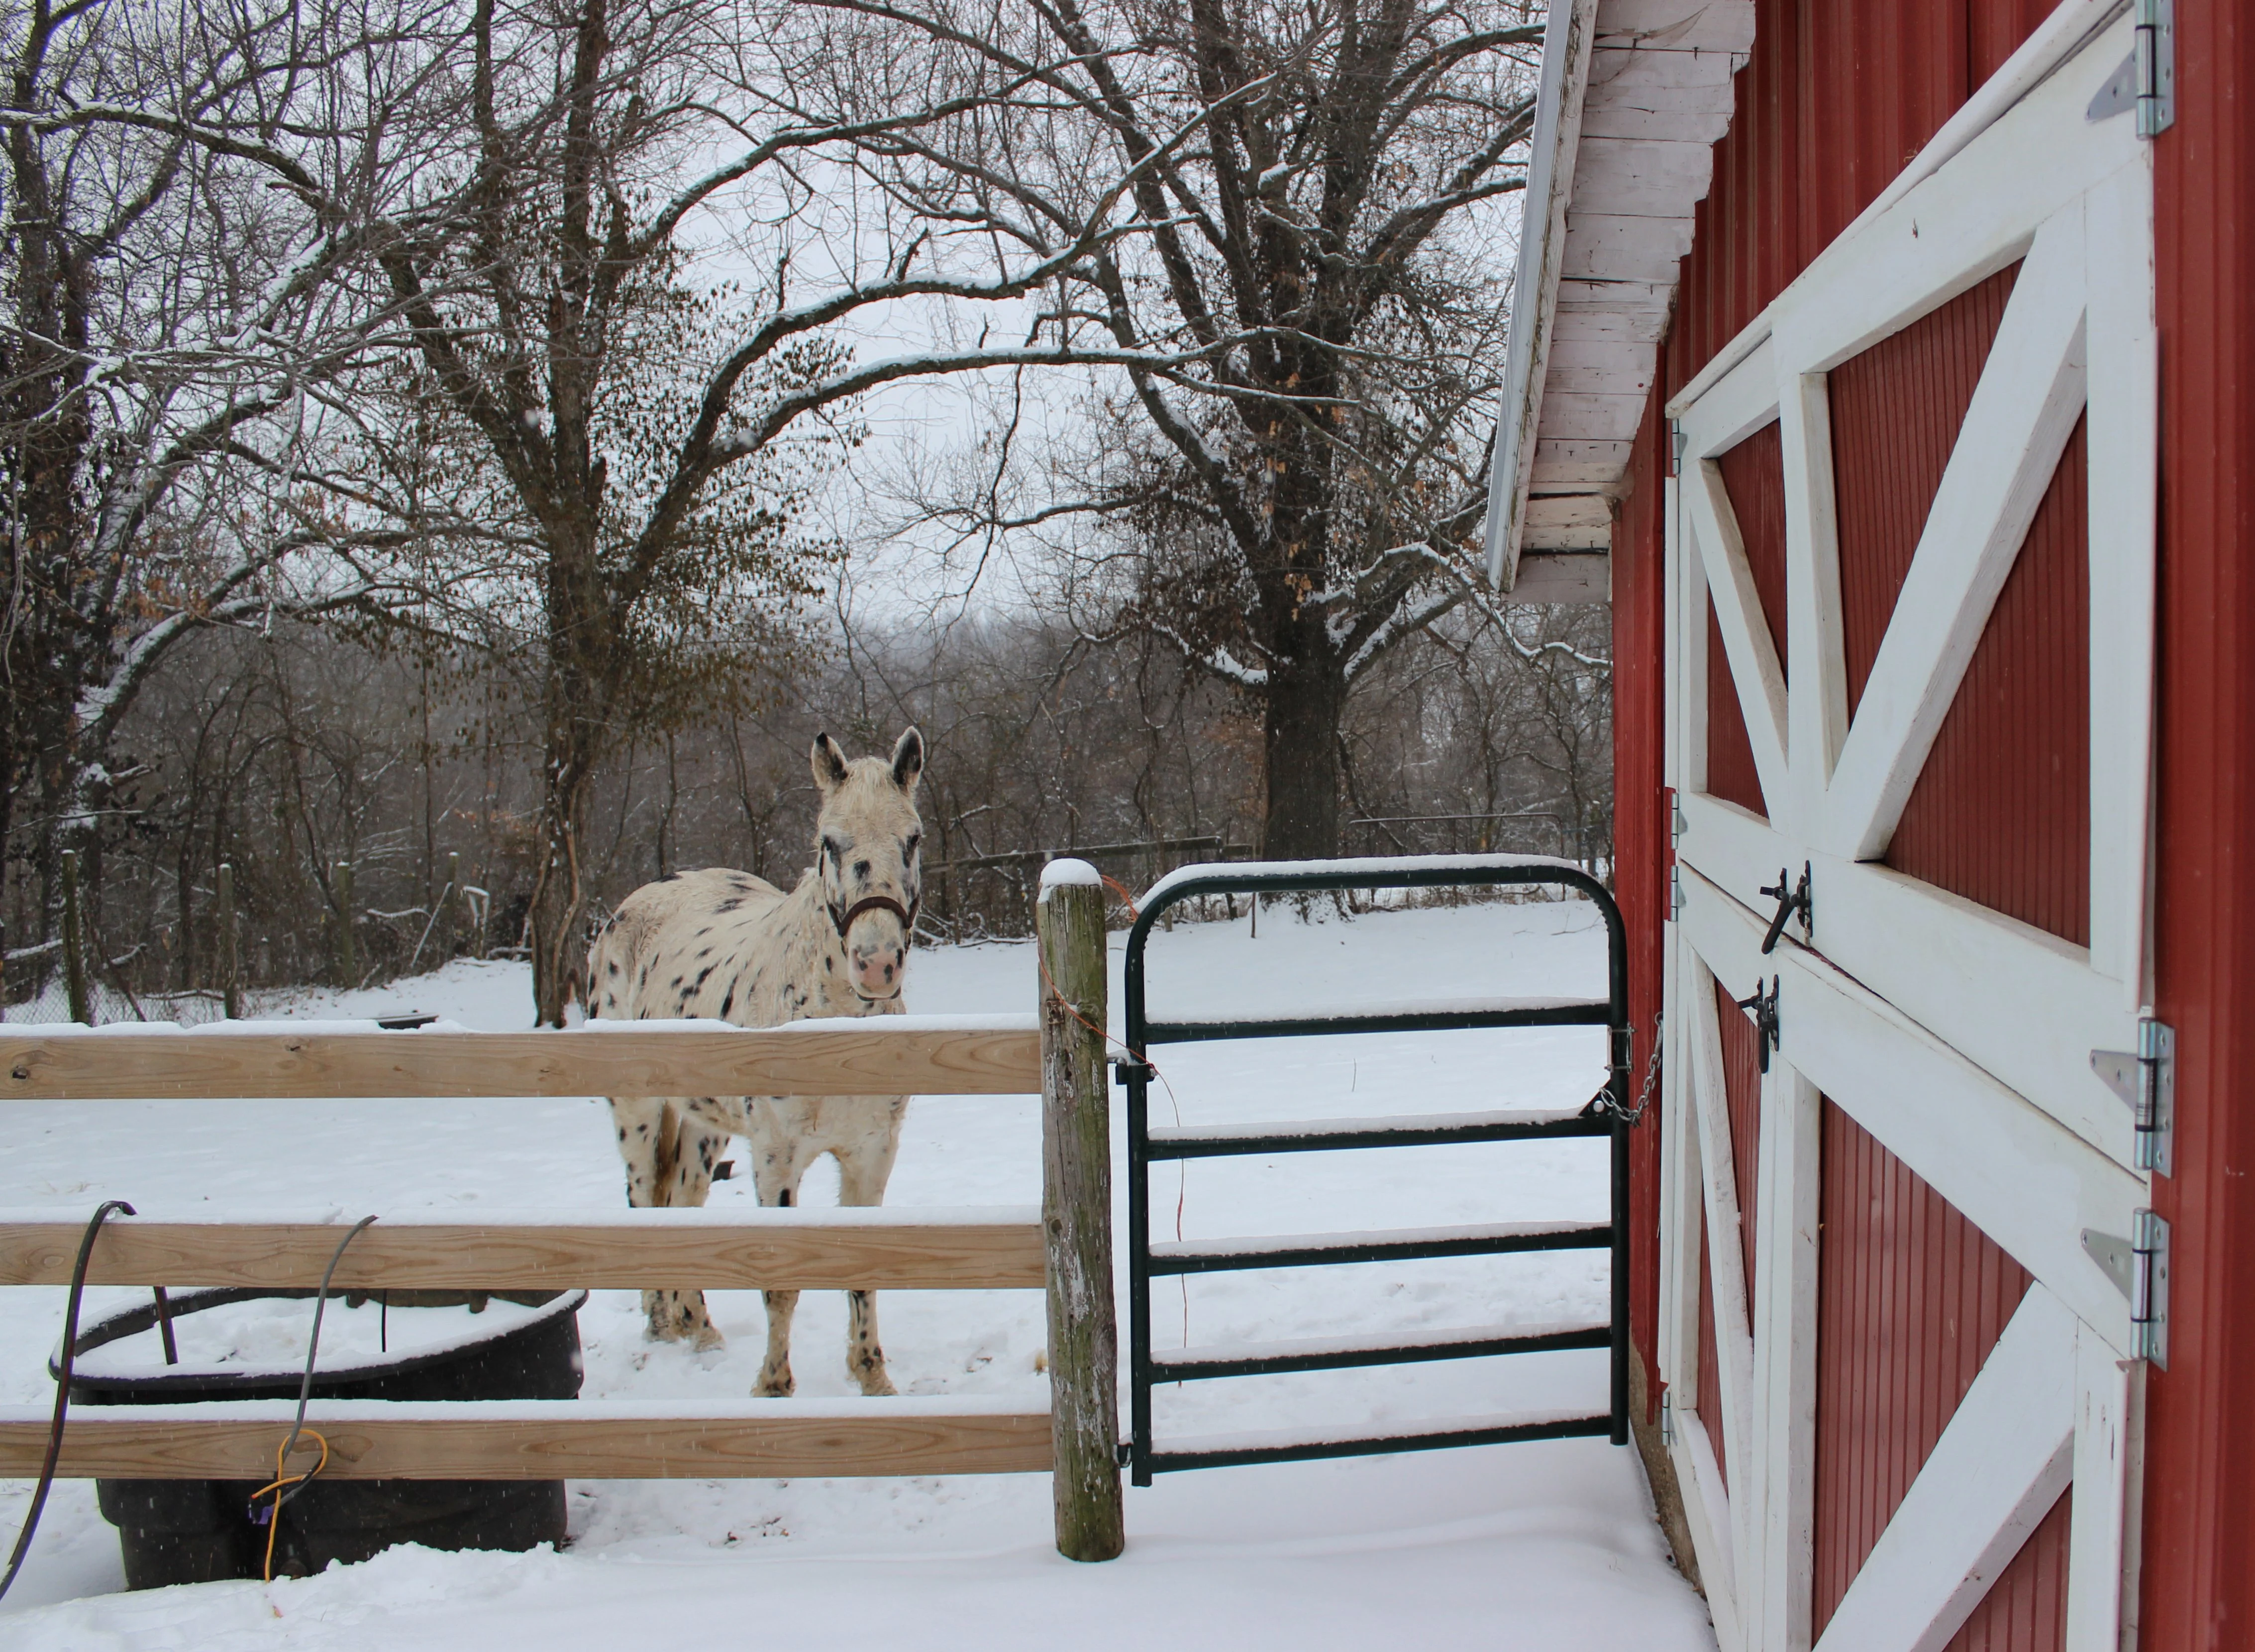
[1758, 863, 1812, 954]
[1736, 977, 1780, 1072]
[2092, 1017, 2174, 1175]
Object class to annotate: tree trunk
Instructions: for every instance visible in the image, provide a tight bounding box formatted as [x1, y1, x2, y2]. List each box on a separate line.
[527, 511, 611, 1027]
[527, 785, 591, 1027]
[527, 719, 598, 1028]
[1259, 656, 1346, 860]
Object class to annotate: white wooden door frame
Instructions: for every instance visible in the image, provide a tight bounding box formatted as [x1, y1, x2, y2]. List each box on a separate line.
[1651, 14, 2152, 1650]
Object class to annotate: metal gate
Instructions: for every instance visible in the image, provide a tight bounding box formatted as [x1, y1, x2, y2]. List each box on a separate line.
[1120, 855, 1632, 1485]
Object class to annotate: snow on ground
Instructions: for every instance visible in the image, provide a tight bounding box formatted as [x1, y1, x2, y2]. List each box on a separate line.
[0, 897, 1714, 1649]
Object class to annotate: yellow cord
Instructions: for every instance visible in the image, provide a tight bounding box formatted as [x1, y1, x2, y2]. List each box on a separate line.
[250, 1428, 328, 1582]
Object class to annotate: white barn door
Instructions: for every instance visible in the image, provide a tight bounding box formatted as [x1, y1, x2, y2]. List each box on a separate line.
[1655, 14, 2154, 1652]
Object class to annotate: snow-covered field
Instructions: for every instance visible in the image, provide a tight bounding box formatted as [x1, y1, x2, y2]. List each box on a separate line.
[0, 898, 1714, 1649]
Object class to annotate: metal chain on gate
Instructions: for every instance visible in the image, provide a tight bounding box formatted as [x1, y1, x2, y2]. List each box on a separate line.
[1585, 1010, 1663, 1126]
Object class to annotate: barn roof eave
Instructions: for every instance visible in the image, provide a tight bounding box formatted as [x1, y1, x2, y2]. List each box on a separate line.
[1482, 0, 1753, 601]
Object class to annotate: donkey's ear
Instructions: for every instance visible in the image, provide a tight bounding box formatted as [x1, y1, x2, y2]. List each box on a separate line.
[890, 726, 925, 792]
[811, 733, 851, 794]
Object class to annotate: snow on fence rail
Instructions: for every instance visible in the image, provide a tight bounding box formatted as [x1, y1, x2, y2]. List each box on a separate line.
[0, 872, 1123, 1560]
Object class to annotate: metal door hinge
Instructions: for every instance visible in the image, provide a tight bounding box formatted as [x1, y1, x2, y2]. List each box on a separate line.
[1669, 865, 1684, 918]
[1669, 789, 1685, 842]
[1659, 1389, 1674, 1446]
[2136, 0, 2174, 138]
[2082, 1211, 2170, 1368]
[2092, 1017, 2174, 1175]
[2133, 1209, 2170, 1367]
[1736, 977, 1780, 1072]
[1668, 420, 1686, 478]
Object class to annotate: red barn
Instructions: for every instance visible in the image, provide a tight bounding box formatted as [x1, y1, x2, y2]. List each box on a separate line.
[1483, 2, 2253, 1646]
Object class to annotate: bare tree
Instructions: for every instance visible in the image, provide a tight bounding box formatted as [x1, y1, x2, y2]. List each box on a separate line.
[48, 0, 1240, 1020]
[802, 0, 1544, 856]
[0, 0, 431, 996]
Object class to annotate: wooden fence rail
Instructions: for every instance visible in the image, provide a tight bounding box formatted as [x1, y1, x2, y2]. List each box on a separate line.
[0, 1211, 1045, 1293]
[0, 873, 1122, 1559]
[0, 1019, 1040, 1101]
[0, 1401, 1053, 1480]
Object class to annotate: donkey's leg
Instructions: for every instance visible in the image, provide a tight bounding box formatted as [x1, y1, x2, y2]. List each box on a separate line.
[835, 1098, 909, 1397]
[750, 1124, 811, 1397]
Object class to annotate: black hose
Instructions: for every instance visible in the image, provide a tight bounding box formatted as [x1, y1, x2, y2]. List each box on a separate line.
[153, 1285, 178, 1366]
[0, 1199, 135, 1603]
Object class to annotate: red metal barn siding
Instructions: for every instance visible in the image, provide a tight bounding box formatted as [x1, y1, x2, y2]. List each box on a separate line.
[1718, 419, 1791, 684]
[1715, 977, 1765, 1294]
[1612, 383, 1669, 1418]
[1812, 1102, 2039, 1638]
[1887, 414, 2090, 945]
[1688, 976, 1768, 1498]
[1703, 420, 1789, 817]
[1828, 264, 2020, 715]
[1665, 0, 2053, 387]
[1952, 1492, 2073, 1652]
[1699, 1201, 1728, 1489]
[1705, 608, 1768, 816]
[2145, 0, 2255, 1643]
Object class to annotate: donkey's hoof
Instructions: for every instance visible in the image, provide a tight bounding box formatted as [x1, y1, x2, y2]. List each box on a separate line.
[754, 1368, 795, 1398]
[858, 1372, 899, 1398]
[692, 1323, 727, 1352]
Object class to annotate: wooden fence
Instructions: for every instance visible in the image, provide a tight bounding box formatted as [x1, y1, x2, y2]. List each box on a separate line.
[0, 875, 1124, 1561]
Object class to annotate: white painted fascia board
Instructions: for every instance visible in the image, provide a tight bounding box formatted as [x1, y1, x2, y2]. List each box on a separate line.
[1483, 0, 1601, 592]
[1668, 0, 2131, 416]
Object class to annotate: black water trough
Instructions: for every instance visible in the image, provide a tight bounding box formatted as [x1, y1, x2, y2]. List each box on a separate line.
[58, 1286, 587, 1586]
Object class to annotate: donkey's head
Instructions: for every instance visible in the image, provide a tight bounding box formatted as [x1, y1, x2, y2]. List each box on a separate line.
[810, 727, 925, 1001]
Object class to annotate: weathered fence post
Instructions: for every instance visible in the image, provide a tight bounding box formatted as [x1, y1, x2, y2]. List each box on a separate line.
[1037, 858, 1124, 1561]
[60, 849, 92, 1024]
[217, 863, 240, 1020]
[334, 860, 355, 986]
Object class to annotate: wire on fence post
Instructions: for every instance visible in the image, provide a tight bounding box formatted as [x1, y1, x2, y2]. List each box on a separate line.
[1037, 860, 1124, 1562]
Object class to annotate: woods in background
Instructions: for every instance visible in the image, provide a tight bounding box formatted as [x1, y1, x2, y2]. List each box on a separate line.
[1, 0, 1602, 1023]
[13, 594, 1607, 1020]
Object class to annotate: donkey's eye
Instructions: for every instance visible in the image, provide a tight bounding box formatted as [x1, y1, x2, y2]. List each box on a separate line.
[905, 831, 922, 856]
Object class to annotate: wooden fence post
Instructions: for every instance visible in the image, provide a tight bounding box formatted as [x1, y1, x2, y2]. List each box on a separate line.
[334, 860, 355, 986]
[1037, 858, 1123, 1561]
[60, 848, 91, 1024]
[217, 862, 240, 1020]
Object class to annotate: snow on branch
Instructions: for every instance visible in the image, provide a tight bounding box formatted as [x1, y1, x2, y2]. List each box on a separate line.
[1147, 622, 1271, 688]
[1341, 541, 1612, 683]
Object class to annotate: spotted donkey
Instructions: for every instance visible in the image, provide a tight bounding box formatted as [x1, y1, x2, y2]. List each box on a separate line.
[587, 728, 924, 1396]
